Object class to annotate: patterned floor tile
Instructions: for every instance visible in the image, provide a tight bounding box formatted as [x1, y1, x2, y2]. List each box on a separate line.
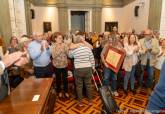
[54, 88, 149, 114]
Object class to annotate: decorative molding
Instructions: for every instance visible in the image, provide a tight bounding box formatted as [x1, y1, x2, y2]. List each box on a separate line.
[123, 0, 135, 6]
[31, 0, 125, 7]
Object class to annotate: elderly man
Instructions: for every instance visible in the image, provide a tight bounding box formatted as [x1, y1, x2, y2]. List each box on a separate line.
[28, 33, 52, 78]
[138, 29, 159, 95]
[68, 35, 95, 107]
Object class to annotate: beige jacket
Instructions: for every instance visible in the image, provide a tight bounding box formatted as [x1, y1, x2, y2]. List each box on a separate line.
[139, 38, 159, 66]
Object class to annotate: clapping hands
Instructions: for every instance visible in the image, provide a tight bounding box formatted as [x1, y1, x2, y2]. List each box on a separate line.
[2, 51, 23, 68]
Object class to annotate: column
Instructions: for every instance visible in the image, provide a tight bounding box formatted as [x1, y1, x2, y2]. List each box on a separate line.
[0, 0, 12, 45]
[148, 0, 162, 30]
[58, 7, 68, 33]
[24, 0, 32, 36]
[92, 8, 102, 32]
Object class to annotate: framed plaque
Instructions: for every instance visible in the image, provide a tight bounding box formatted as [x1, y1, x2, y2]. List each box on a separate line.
[105, 46, 125, 73]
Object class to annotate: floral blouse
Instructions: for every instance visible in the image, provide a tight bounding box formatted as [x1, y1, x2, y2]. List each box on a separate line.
[51, 43, 68, 68]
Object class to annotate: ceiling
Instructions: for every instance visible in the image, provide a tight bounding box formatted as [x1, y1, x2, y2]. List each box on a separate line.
[30, 0, 135, 7]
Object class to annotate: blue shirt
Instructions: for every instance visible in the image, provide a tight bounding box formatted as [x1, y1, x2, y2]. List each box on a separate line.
[144, 38, 152, 59]
[28, 40, 51, 67]
[153, 60, 165, 104]
[147, 60, 165, 113]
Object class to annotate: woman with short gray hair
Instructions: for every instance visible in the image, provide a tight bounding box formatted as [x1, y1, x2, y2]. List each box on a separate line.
[69, 35, 95, 107]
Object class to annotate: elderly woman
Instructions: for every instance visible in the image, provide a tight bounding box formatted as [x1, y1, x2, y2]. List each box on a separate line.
[51, 33, 69, 98]
[68, 35, 95, 107]
[16, 37, 33, 76]
[9, 37, 32, 88]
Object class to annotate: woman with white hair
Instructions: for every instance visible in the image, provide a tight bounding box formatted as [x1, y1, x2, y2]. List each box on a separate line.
[68, 35, 95, 107]
[16, 37, 33, 76]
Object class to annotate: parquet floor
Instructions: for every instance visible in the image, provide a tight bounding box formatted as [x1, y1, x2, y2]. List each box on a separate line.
[54, 87, 149, 114]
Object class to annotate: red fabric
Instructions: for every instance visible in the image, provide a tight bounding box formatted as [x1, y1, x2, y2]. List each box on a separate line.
[67, 59, 73, 71]
[159, 109, 165, 114]
[121, 69, 125, 77]
[68, 76, 74, 82]
[92, 75, 100, 82]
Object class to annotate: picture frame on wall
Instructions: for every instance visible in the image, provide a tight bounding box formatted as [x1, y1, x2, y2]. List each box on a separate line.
[105, 46, 125, 73]
[43, 22, 52, 33]
[105, 22, 118, 32]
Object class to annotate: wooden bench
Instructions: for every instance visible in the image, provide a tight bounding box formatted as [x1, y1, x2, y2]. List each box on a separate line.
[0, 76, 56, 114]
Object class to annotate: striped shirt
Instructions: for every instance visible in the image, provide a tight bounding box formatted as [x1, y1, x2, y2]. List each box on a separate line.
[68, 46, 95, 69]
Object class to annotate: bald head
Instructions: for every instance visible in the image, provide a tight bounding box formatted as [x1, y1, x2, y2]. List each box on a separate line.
[144, 29, 152, 40]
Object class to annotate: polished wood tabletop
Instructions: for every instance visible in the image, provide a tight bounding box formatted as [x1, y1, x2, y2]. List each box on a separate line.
[0, 76, 54, 114]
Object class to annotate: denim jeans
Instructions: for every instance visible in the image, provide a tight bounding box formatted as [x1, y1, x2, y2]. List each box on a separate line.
[124, 65, 136, 90]
[138, 65, 154, 88]
[103, 67, 117, 91]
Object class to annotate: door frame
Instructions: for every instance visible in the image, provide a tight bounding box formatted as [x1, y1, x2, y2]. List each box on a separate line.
[68, 8, 92, 32]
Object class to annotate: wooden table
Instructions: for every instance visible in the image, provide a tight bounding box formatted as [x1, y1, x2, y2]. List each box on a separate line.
[0, 76, 56, 114]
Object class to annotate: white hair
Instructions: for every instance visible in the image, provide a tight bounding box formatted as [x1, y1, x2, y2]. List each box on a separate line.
[73, 35, 83, 44]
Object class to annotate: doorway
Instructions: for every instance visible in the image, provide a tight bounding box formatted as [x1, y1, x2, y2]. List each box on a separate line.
[68, 9, 92, 32]
[71, 11, 85, 32]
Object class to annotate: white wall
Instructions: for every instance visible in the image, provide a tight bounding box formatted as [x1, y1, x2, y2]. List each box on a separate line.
[31, 5, 59, 34]
[101, 8, 123, 32]
[101, 0, 150, 33]
[31, 0, 150, 34]
[160, 0, 165, 38]
[122, 0, 150, 33]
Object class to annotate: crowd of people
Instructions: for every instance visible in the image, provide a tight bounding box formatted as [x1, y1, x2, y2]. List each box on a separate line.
[0, 27, 165, 112]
